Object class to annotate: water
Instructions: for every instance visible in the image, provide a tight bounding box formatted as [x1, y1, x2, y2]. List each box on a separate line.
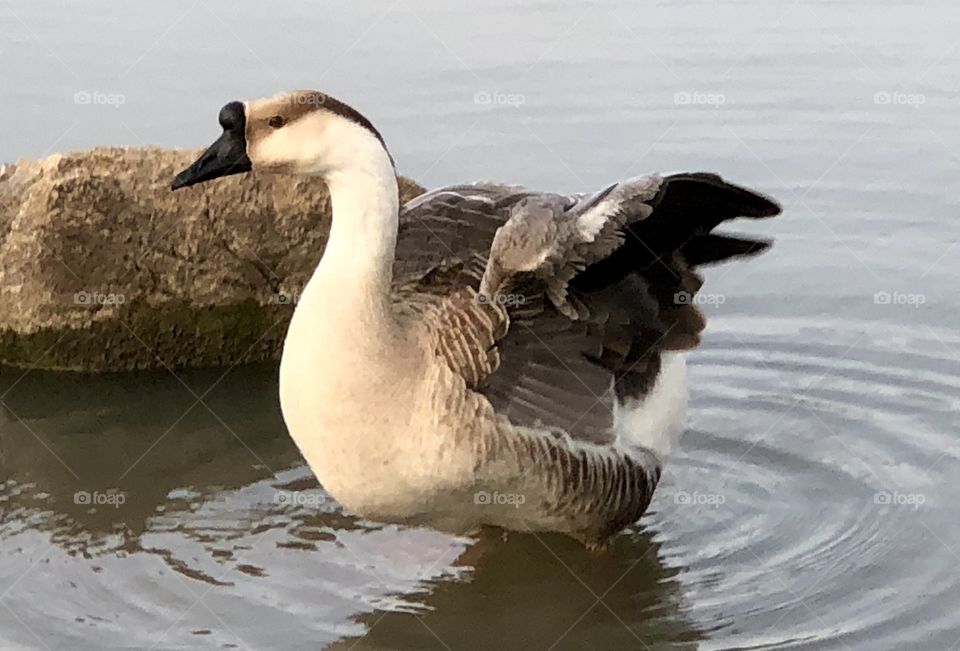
[1, 0, 959, 648]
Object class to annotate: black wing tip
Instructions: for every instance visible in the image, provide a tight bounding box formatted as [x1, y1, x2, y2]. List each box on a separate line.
[748, 195, 782, 218]
[680, 232, 773, 266]
[664, 172, 782, 218]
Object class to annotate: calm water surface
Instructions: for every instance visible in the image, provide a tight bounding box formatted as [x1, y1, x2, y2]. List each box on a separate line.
[1, 1, 959, 649]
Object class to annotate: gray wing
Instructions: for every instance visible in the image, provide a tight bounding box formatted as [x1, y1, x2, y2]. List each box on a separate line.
[395, 176, 780, 446]
[392, 183, 527, 282]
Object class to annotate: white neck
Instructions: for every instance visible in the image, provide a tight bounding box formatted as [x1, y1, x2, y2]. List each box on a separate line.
[298, 133, 399, 339]
[277, 112, 416, 494]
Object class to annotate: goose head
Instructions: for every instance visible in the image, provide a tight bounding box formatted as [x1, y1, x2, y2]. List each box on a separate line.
[171, 90, 392, 190]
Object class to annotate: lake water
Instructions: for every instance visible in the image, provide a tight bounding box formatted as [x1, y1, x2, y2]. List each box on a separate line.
[1, 0, 959, 649]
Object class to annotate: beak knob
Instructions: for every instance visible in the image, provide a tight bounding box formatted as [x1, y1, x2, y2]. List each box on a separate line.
[172, 102, 251, 190]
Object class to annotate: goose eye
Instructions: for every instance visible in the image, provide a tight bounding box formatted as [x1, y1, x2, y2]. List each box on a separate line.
[268, 115, 286, 129]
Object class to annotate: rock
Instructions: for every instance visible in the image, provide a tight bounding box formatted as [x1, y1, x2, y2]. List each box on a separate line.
[0, 147, 425, 372]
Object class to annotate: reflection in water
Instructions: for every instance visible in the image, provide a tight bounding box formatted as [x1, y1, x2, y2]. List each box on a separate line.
[4, 318, 958, 649]
[0, 364, 299, 559]
[0, 365, 700, 649]
[334, 531, 700, 651]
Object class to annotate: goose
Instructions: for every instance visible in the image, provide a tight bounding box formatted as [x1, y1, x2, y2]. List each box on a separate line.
[171, 90, 781, 549]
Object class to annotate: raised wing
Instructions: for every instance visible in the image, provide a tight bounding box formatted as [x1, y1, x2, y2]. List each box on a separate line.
[395, 175, 780, 447]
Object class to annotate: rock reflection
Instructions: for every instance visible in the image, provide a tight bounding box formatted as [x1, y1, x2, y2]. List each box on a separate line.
[0, 363, 299, 562]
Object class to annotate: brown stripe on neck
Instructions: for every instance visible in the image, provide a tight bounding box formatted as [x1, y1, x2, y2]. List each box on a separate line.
[297, 91, 394, 168]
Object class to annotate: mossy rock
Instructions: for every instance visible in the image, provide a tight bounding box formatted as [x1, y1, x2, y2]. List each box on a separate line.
[0, 147, 424, 372]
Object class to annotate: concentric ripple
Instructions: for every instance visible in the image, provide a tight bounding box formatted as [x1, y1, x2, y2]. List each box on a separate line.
[649, 316, 960, 650]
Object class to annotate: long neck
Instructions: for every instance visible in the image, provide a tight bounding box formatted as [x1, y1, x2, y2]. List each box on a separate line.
[300, 147, 400, 337]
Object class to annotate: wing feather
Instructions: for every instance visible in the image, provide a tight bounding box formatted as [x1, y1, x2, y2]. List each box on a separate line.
[393, 175, 779, 450]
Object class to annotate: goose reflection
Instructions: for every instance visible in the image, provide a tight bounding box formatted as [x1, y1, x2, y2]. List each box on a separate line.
[0, 364, 700, 648]
[327, 526, 702, 650]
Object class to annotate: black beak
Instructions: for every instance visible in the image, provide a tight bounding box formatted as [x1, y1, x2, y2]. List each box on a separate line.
[171, 101, 252, 190]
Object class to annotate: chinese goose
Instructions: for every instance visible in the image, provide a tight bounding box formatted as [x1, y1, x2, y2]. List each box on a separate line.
[172, 90, 781, 548]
